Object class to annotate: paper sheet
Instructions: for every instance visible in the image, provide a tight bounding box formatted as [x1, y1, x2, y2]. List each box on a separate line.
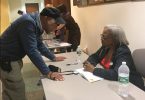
[75, 68, 103, 82]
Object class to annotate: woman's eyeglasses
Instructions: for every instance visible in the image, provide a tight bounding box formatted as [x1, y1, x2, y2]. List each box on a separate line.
[100, 34, 112, 40]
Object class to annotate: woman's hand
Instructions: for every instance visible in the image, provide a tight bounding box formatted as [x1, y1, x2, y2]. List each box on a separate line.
[83, 61, 95, 73]
[48, 72, 64, 81]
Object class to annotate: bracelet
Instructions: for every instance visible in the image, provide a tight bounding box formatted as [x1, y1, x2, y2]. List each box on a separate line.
[49, 72, 55, 80]
[49, 72, 53, 79]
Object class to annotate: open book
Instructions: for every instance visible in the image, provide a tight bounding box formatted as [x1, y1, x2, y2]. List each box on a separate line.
[75, 68, 103, 83]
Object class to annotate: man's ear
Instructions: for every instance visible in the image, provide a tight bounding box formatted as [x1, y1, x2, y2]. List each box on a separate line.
[40, 16, 50, 33]
[40, 16, 46, 29]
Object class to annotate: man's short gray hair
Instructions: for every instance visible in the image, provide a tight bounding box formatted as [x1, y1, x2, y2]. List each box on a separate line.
[105, 24, 129, 46]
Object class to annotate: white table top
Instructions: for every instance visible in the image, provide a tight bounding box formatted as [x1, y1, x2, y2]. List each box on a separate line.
[42, 52, 145, 100]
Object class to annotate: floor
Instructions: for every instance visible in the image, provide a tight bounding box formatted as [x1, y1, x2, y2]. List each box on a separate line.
[22, 57, 44, 100]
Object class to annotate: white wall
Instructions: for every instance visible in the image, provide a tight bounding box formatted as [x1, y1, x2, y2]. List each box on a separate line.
[71, 1, 145, 54]
[8, 0, 22, 22]
[8, 0, 44, 22]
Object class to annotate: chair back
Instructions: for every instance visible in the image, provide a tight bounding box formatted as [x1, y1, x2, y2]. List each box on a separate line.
[132, 48, 145, 78]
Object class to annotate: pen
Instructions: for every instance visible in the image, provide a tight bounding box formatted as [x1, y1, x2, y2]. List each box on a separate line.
[66, 63, 78, 66]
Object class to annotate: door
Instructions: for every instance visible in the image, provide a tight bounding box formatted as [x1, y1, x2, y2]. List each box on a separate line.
[25, 3, 39, 13]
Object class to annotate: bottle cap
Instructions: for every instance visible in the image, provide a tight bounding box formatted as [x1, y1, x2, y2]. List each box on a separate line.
[122, 62, 126, 65]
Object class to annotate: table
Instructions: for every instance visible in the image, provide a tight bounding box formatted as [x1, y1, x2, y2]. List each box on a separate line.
[42, 52, 145, 100]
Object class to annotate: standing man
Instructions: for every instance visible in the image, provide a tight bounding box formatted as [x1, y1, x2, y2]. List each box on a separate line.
[0, 7, 66, 100]
[56, 4, 81, 52]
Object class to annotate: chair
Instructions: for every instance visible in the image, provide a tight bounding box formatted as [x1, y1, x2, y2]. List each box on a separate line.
[132, 48, 145, 91]
[132, 48, 145, 78]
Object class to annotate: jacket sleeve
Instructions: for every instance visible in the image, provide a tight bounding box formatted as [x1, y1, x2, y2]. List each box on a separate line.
[87, 47, 103, 66]
[37, 37, 56, 61]
[18, 21, 50, 75]
[93, 46, 132, 81]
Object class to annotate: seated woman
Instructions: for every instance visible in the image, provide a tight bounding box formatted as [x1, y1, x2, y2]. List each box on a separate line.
[83, 25, 144, 90]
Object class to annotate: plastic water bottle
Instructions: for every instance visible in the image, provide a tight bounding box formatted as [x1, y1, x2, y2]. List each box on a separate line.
[118, 62, 130, 97]
[76, 46, 82, 63]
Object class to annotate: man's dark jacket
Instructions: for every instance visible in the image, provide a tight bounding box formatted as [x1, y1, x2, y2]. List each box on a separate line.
[0, 12, 55, 75]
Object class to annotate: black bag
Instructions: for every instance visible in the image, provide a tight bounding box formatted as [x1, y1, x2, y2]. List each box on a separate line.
[49, 65, 61, 72]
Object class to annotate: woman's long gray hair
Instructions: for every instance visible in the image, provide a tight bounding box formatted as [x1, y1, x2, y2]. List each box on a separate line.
[105, 25, 129, 46]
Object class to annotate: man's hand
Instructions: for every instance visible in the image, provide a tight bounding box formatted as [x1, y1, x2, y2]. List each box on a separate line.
[48, 72, 64, 81]
[55, 56, 66, 61]
[83, 61, 95, 73]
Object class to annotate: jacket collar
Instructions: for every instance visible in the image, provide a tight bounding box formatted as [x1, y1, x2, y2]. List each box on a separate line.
[29, 12, 44, 35]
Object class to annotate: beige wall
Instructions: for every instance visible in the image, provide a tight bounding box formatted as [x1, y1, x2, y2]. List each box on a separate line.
[8, 0, 22, 23]
[8, 0, 44, 22]
[0, 0, 10, 33]
[71, 1, 145, 54]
